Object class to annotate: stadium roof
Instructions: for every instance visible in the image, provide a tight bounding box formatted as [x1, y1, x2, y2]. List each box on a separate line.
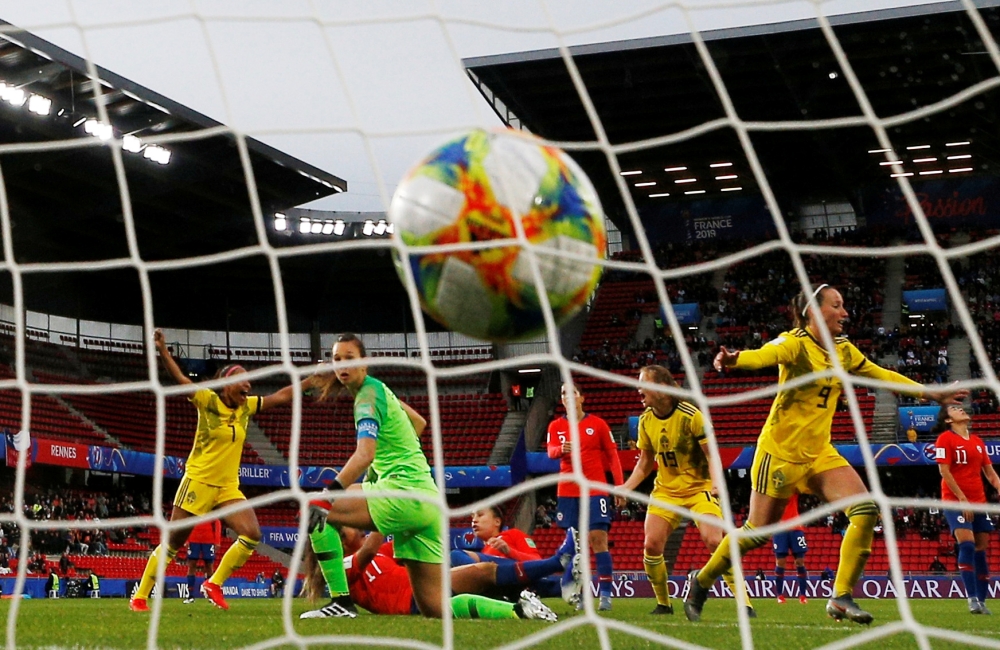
[464, 1, 1000, 239]
[0, 21, 421, 334]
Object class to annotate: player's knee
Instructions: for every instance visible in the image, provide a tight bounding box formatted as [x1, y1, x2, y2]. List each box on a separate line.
[643, 538, 666, 557]
[702, 529, 724, 551]
[845, 501, 879, 527]
[589, 530, 609, 552]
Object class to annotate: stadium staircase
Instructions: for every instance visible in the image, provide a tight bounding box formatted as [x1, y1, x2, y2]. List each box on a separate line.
[244, 420, 285, 465]
[488, 410, 527, 465]
[50, 393, 121, 449]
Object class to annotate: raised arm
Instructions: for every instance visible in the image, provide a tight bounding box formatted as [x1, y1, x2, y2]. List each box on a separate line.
[154, 329, 192, 386]
[851, 350, 967, 404]
[258, 377, 312, 412]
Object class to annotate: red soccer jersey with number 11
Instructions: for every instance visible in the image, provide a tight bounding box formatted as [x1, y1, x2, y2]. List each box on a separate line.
[935, 429, 990, 503]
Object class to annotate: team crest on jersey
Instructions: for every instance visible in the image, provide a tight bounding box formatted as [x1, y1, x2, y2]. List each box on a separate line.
[586, 428, 594, 436]
[187, 491, 197, 504]
[659, 436, 669, 450]
[771, 470, 785, 490]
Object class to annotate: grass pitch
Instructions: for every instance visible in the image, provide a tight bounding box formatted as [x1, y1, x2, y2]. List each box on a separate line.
[3, 597, 998, 649]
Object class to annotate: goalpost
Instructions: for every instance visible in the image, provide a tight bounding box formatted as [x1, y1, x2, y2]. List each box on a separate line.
[1, 2, 1000, 649]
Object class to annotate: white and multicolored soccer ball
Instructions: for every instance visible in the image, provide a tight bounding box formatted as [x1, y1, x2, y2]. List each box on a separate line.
[388, 128, 606, 342]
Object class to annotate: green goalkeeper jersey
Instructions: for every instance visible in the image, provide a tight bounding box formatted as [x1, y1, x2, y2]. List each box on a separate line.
[354, 375, 435, 490]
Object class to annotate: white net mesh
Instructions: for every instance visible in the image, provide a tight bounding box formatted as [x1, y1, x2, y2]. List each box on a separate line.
[3, 2, 1000, 649]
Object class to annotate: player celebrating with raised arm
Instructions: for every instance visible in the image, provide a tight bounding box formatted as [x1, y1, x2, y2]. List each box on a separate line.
[547, 382, 624, 611]
[130, 329, 308, 612]
[684, 284, 966, 624]
[773, 494, 809, 605]
[619, 365, 753, 617]
[302, 333, 448, 619]
[933, 404, 1000, 614]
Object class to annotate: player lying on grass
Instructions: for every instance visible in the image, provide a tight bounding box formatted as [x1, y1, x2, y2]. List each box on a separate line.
[933, 404, 1000, 615]
[450, 505, 577, 603]
[684, 284, 965, 625]
[618, 365, 753, 617]
[130, 329, 309, 613]
[300, 525, 581, 620]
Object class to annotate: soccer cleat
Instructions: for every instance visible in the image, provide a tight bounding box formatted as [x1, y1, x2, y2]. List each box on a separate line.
[515, 590, 558, 622]
[980, 602, 992, 615]
[560, 554, 583, 607]
[555, 527, 579, 569]
[799, 595, 809, 605]
[746, 606, 757, 619]
[299, 597, 358, 619]
[182, 597, 196, 604]
[598, 595, 612, 611]
[200, 581, 229, 611]
[776, 595, 786, 604]
[683, 569, 709, 622]
[650, 603, 674, 615]
[128, 598, 149, 612]
[825, 596, 873, 625]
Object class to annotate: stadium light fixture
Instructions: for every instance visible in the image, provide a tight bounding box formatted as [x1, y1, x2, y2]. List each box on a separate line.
[949, 168, 973, 173]
[912, 157, 937, 163]
[72, 116, 86, 127]
[715, 174, 738, 180]
[906, 145, 931, 150]
[946, 141, 971, 147]
[122, 134, 142, 153]
[27, 94, 51, 115]
[918, 170, 943, 175]
[828, 71, 839, 79]
[720, 187, 743, 192]
[947, 154, 971, 160]
[868, 148, 891, 153]
[879, 161, 904, 166]
[274, 215, 287, 231]
[374, 220, 388, 235]
[0, 86, 26, 107]
[322, 221, 334, 235]
[648, 193, 670, 198]
[333, 220, 346, 236]
[143, 145, 171, 164]
[518, 368, 541, 374]
[386, 223, 395, 234]
[619, 170, 642, 176]
[684, 190, 706, 195]
[362, 220, 375, 236]
[675, 178, 697, 184]
[890, 172, 913, 177]
[299, 218, 310, 234]
[310, 222, 323, 234]
[634, 182, 656, 187]
[709, 162, 732, 168]
[664, 166, 687, 172]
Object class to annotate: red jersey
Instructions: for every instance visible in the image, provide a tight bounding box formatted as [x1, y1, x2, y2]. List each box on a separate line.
[188, 520, 221, 545]
[481, 528, 541, 562]
[935, 429, 991, 503]
[780, 494, 802, 531]
[546, 413, 624, 498]
[345, 552, 413, 616]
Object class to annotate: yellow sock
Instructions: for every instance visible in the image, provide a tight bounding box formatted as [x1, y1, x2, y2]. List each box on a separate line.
[643, 553, 671, 607]
[833, 502, 878, 598]
[136, 545, 178, 599]
[697, 523, 768, 589]
[209, 536, 258, 586]
[722, 569, 752, 608]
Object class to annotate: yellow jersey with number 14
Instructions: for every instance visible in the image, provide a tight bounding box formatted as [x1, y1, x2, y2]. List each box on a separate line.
[636, 402, 711, 499]
[735, 328, 921, 464]
[183, 388, 262, 487]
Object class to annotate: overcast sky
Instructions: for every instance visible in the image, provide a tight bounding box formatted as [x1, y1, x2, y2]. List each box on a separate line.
[0, 0, 942, 213]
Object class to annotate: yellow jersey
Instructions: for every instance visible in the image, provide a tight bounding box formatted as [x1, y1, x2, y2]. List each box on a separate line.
[183, 389, 262, 487]
[636, 401, 712, 499]
[735, 328, 921, 463]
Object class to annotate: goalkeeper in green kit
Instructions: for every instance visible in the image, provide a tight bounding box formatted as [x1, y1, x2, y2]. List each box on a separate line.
[301, 333, 556, 621]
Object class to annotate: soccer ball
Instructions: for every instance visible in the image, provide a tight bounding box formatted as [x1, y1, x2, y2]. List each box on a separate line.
[388, 128, 606, 342]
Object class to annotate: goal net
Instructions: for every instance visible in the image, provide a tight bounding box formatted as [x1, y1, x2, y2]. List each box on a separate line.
[1, 2, 1000, 649]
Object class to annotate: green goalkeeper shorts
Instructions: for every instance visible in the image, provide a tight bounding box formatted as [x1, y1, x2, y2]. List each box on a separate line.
[363, 475, 443, 564]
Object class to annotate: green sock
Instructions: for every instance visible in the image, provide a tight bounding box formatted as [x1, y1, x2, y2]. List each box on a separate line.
[450, 594, 518, 619]
[310, 526, 349, 597]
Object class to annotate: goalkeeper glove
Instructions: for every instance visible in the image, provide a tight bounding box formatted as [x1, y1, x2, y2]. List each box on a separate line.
[307, 480, 343, 533]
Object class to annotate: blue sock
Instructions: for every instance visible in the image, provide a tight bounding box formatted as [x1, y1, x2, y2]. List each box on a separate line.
[495, 555, 564, 587]
[596, 551, 613, 598]
[450, 550, 478, 567]
[535, 576, 562, 598]
[796, 565, 808, 596]
[187, 574, 196, 597]
[975, 550, 989, 603]
[469, 554, 514, 566]
[774, 565, 786, 596]
[958, 541, 977, 601]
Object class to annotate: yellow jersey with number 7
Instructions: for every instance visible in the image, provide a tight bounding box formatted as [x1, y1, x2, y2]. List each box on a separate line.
[734, 328, 921, 464]
[183, 388, 262, 487]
